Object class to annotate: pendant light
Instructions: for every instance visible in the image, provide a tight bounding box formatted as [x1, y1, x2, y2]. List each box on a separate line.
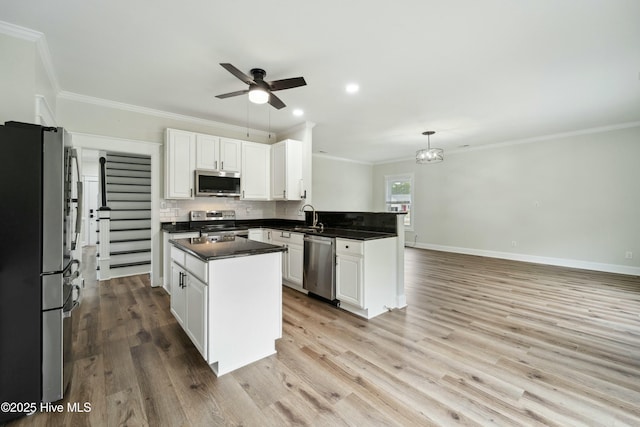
[416, 131, 444, 163]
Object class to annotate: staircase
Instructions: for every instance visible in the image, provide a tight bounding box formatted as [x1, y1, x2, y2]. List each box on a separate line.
[97, 152, 152, 279]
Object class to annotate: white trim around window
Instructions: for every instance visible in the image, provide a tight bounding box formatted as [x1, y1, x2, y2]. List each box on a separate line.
[384, 173, 413, 230]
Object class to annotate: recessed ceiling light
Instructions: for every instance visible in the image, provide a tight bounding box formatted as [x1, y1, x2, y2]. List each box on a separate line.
[345, 83, 359, 94]
[292, 109, 304, 117]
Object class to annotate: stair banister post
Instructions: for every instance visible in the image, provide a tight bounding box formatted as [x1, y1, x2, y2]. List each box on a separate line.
[97, 207, 111, 280]
[97, 156, 111, 279]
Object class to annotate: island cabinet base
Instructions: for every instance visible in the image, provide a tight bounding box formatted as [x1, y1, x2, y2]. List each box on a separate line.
[206, 251, 283, 376]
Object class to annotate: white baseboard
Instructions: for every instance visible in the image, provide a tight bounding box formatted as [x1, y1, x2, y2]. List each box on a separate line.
[406, 242, 640, 276]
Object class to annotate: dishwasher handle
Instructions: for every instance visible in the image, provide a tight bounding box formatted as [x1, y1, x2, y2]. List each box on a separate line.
[303, 236, 334, 245]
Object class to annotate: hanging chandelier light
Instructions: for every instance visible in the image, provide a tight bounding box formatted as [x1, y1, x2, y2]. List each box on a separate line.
[416, 131, 444, 164]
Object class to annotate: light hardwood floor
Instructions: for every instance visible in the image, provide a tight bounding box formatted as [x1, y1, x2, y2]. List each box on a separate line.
[7, 247, 640, 426]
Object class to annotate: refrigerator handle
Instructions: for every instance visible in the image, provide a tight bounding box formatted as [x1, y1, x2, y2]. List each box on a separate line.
[71, 149, 83, 250]
[63, 280, 83, 319]
[72, 283, 82, 306]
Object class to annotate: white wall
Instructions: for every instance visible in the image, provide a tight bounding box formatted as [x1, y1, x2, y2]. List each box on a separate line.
[373, 125, 640, 275]
[312, 154, 373, 211]
[56, 95, 274, 145]
[0, 27, 58, 125]
[0, 33, 36, 123]
[34, 48, 57, 119]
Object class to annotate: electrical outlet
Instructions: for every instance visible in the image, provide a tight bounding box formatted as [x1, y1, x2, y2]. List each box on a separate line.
[511, 240, 518, 247]
[625, 251, 633, 259]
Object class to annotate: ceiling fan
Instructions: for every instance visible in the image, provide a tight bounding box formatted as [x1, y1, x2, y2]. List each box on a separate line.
[215, 63, 306, 110]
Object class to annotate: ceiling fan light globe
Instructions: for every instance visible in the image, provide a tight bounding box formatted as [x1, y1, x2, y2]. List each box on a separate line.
[248, 87, 269, 104]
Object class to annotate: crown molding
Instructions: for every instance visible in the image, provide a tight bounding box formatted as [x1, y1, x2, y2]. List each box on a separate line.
[0, 20, 41, 41]
[34, 94, 57, 127]
[35, 34, 60, 94]
[373, 120, 640, 165]
[58, 91, 272, 140]
[450, 121, 640, 155]
[282, 121, 316, 135]
[0, 20, 61, 94]
[313, 152, 373, 166]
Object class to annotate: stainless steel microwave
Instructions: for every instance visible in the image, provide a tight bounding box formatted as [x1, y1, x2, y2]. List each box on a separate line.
[195, 170, 241, 197]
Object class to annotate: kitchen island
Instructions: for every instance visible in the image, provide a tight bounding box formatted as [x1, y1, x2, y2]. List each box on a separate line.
[169, 236, 286, 376]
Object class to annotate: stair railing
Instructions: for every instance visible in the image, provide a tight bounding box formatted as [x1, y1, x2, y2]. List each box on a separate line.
[97, 156, 111, 279]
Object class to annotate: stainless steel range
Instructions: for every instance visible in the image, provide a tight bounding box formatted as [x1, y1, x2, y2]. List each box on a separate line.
[189, 210, 248, 238]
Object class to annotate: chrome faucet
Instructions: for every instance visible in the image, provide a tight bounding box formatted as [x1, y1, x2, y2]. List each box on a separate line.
[300, 204, 320, 229]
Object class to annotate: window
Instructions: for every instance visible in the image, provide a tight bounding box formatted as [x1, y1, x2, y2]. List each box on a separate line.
[385, 174, 413, 228]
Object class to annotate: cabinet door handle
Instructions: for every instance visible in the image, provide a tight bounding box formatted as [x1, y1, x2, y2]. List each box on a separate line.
[221, 161, 224, 170]
[242, 190, 245, 198]
[283, 190, 286, 198]
[215, 160, 218, 170]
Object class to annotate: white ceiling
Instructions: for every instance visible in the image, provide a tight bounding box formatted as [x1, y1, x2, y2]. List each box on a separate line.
[2, 0, 640, 163]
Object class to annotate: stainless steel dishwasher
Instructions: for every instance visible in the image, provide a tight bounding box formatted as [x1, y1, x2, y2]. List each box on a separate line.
[303, 234, 337, 304]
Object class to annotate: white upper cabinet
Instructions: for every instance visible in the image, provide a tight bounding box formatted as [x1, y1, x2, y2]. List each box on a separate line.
[241, 141, 270, 200]
[165, 128, 307, 201]
[271, 139, 305, 201]
[219, 137, 242, 172]
[195, 133, 219, 170]
[165, 128, 195, 199]
[195, 134, 241, 172]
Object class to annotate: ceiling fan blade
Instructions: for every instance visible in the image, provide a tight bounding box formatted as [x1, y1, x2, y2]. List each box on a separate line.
[268, 77, 307, 91]
[220, 63, 254, 85]
[215, 89, 249, 99]
[268, 93, 286, 110]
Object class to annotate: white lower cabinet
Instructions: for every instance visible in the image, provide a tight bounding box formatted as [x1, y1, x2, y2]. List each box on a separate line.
[247, 228, 273, 244]
[335, 237, 397, 319]
[185, 273, 207, 357]
[287, 243, 304, 286]
[271, 230, 304, 289]
[336, 253, 364, 308]
[248, 228, 264, 242]
[170, 255, 208, 360]
[169, 244, 282, 376]
[163, 230, 199, 294]
[170, 263, 187, 325]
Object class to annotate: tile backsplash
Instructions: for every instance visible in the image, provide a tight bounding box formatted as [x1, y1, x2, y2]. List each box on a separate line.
[159, 198, 307, 222]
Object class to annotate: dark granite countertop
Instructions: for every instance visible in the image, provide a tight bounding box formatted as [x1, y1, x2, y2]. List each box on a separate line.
[162, 215, 398, 241]
[268, 226, 395, 241]
[170, 237, 287, 261]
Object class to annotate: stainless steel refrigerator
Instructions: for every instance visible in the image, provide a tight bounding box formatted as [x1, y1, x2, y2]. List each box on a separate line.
[0, 122, 82, 422]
